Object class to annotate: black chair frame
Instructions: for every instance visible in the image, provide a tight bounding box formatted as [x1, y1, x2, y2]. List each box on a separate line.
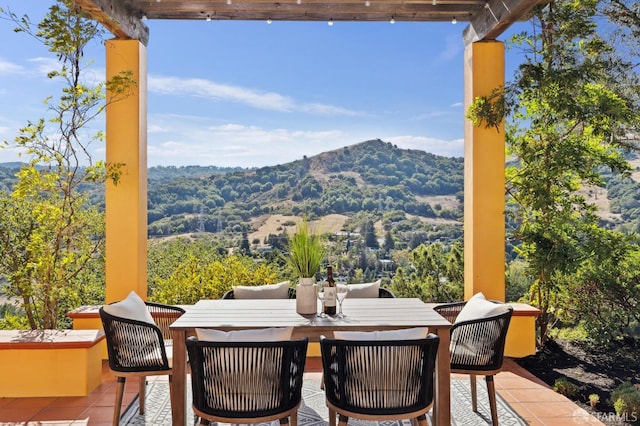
[320, 335, 439, 426]
[99, 302, 185, 425]
[186, 336, 309, 425]
[434, 301, 513, 426]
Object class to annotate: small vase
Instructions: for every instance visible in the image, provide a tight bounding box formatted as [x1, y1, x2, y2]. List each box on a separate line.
[296, 277, 317, 315]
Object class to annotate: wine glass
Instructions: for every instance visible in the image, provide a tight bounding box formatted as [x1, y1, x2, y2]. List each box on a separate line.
[336, 284, 349, 318]
[316, 282, 327, 317]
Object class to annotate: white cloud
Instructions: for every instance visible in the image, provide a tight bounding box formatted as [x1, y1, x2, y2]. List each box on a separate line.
[387, 135, 464, 158]
[28, 57, 60, 77]
[148, 124, 169, 133]
[145, 113, 348, 167]
[0, 145, 28, 163]
[143, 112, 464, 167]
[300, 103, 366, 117]
[0, 59, 23, 75]
[148, 75, 364, 117]
[149, 75, 295, 111]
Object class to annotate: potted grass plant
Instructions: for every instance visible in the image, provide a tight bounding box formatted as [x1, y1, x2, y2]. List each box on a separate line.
[287, 218, 326, 314]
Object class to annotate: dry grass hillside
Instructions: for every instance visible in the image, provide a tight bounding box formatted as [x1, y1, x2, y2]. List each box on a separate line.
[249, 214, 349, 244]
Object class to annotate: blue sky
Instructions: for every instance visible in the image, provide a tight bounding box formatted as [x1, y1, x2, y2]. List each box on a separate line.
[0, 0, 526, 168]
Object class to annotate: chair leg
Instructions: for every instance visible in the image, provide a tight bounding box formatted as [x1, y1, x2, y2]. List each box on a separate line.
[338, 414, 349, 426]
[414, 414, 428, 426]
[279, 416, 290, 425]
[470, 374, 478, 412]
[486, 375, 499, 426]
[168, 374, 173, 415]
[113, 376, 126, 426]
[138, 376, 146, 414]
[328, 408, 337, 426]
[291, 410, 298, 426]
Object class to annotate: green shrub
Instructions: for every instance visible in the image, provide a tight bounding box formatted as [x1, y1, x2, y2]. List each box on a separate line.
[610, 382, 640, 420]
[589, 393, 600, 408]
[150, 254, 279, 304]
[553, 377, 580, 398]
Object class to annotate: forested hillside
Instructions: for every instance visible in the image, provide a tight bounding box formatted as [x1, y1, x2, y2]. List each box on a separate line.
[146, 139, 464, 238]
[2, 138, 638, 249]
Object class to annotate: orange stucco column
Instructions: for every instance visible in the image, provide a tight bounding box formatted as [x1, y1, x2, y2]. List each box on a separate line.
[105, 39, 148, 302]
[463, 40, 506, 301]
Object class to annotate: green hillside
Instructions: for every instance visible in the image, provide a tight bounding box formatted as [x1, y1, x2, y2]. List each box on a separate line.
[146, 139, 465, 241]
[5, 138, 639, 251]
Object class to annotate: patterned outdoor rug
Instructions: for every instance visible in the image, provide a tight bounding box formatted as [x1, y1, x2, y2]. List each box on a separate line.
[121, 377, 527, 426]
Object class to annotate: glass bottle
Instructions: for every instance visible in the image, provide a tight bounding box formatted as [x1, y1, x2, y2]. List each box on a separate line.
[323, 265, 337, 316]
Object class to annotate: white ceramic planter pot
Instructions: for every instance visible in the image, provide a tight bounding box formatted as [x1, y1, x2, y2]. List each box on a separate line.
[296, 277, 317, 315]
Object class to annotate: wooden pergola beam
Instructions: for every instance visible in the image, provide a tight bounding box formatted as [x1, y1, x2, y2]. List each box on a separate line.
[463, 0, 541, 46]
[73, 0, 149, 45]
[74, 0, 542, 46]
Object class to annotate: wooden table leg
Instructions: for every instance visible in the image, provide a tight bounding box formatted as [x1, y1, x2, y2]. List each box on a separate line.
[171, 328, 187, 426]
[434, 326, 451, 426]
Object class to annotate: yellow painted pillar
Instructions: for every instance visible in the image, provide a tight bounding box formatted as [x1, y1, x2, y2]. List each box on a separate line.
[463, 41, 505, 302]
[105, 39, 148, 302]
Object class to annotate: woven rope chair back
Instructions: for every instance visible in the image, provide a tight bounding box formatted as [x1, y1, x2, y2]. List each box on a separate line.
[320, 335, 439, 416]
[449, 308, 513, 371]
[99, 307, 171, 373]
[144, 301, 185, 340]
[433, 301, 466, 324]
[186, 337, 308, 419]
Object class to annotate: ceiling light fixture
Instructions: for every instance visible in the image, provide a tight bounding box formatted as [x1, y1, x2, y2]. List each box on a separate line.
[141, 14, 147, 20]
[297, 0, 302, 4]
[365, 0, 370, 6]
[206, 15, 212, 21]
[484, 1, 490, 9]
[451, 16, 457, 24]
[328, 18, 334, 26]
[390, 16, 395, 24]
[267, 17, 272, 24]
[432, 0, 436, 5]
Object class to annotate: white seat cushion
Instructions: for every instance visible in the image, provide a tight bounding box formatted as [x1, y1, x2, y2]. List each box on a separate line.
[454, 292, 510, 324]
[103, 291, 155, 324]
[346, 280, 381, 298]
[232, 281, 290, 299]
[333, 327, 429, 340]
[195, 326, 294, 342]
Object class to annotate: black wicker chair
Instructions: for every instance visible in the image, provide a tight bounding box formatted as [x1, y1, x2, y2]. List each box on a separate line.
[434, 301, 513, 426]
[378, 287, 396, 298]
[186, 336, 309, 426]
[320, 334, 439, 426]
[99, 301, 185, 425]
[221, 286, 297, 299]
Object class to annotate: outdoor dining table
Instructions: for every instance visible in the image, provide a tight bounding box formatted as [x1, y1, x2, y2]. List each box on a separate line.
[169, 297, 452, 426]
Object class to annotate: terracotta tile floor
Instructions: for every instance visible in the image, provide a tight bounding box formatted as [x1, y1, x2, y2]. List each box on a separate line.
[0, 358, 605, 425]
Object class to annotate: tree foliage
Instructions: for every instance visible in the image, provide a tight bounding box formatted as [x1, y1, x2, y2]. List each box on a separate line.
[144, 139, 464, 236]
[149, 241, 280, 304]
[470, 0, 640, 345]
[0, 1, 131, 329]
[391, 241, 464, 302]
